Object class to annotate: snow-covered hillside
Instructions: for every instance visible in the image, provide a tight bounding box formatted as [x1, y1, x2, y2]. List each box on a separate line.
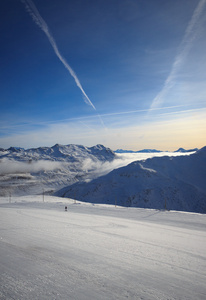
[1, 143, 204, 213]
[56, 147, 206, 213]
[0, 144, 116, 196]
[0, 196, 206, 300]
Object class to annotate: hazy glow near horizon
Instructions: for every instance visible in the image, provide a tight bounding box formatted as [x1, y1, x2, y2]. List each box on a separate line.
[0, 0, 206, 150]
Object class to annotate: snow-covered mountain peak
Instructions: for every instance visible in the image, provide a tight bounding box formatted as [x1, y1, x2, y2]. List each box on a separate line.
[0, 144, 116, 196]
[1, 143, 205, 213]
[56, 146, 206, 213]
[0, 144, 116, 162]
[90, 144, 105, 150]
[8, 147, 24, 153]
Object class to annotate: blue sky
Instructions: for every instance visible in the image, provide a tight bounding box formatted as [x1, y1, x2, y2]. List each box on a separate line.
[0, 0, 206, 150]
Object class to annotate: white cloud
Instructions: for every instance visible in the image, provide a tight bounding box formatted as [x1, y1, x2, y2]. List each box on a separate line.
[81, 151, 196, 182]
[150, 0, 206, 109]
[21, 0, 96, 110]
[0, 106, 205, 151]
[0, 159, 64, 175]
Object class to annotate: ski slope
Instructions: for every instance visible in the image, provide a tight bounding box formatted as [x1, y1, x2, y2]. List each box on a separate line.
[0, 196, 206, 300]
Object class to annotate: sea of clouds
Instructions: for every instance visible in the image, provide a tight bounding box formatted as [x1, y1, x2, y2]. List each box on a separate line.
[0, 152, 195, 178]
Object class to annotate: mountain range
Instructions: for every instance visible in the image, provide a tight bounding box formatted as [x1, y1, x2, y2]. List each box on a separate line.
[56, 146, 206, 213]
[115, 147, 198, 153]
[1, 143, 205, 213]
[0, 144, 116, 196]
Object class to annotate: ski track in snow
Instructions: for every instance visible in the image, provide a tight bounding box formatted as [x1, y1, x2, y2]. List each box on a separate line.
[0, 195, 206, 300]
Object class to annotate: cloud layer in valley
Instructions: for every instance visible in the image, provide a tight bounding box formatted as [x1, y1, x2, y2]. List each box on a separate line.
[0, 159, 64, 175]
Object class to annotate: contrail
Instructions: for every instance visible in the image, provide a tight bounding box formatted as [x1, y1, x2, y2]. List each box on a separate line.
[21, 0, 96, 110]
[150, 0, 206, 110]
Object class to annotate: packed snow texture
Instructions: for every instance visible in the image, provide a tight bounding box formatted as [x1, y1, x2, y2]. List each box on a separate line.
[57, 147, 206, 213]
[0, 196, 206, 300]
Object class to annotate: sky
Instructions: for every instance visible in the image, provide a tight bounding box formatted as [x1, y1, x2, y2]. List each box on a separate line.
[0, 0, 206, 151]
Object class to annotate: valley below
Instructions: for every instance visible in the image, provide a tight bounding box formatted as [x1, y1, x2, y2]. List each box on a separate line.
[1, 143, 205, 214]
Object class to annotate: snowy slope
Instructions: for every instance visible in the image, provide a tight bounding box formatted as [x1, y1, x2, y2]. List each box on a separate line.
[56, 147, 206, 213]
[0, 196, 206, 300]
[0, 144, 116, 196]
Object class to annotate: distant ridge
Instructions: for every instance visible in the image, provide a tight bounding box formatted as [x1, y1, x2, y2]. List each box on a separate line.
[115, 149, 162, 153]
[174, 147, 198, 153]
[0, 144, 115, 162]
[115, 148, 198, 153]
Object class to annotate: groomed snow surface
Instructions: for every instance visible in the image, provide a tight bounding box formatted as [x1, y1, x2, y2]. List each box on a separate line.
[0, 196, 206, 300]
